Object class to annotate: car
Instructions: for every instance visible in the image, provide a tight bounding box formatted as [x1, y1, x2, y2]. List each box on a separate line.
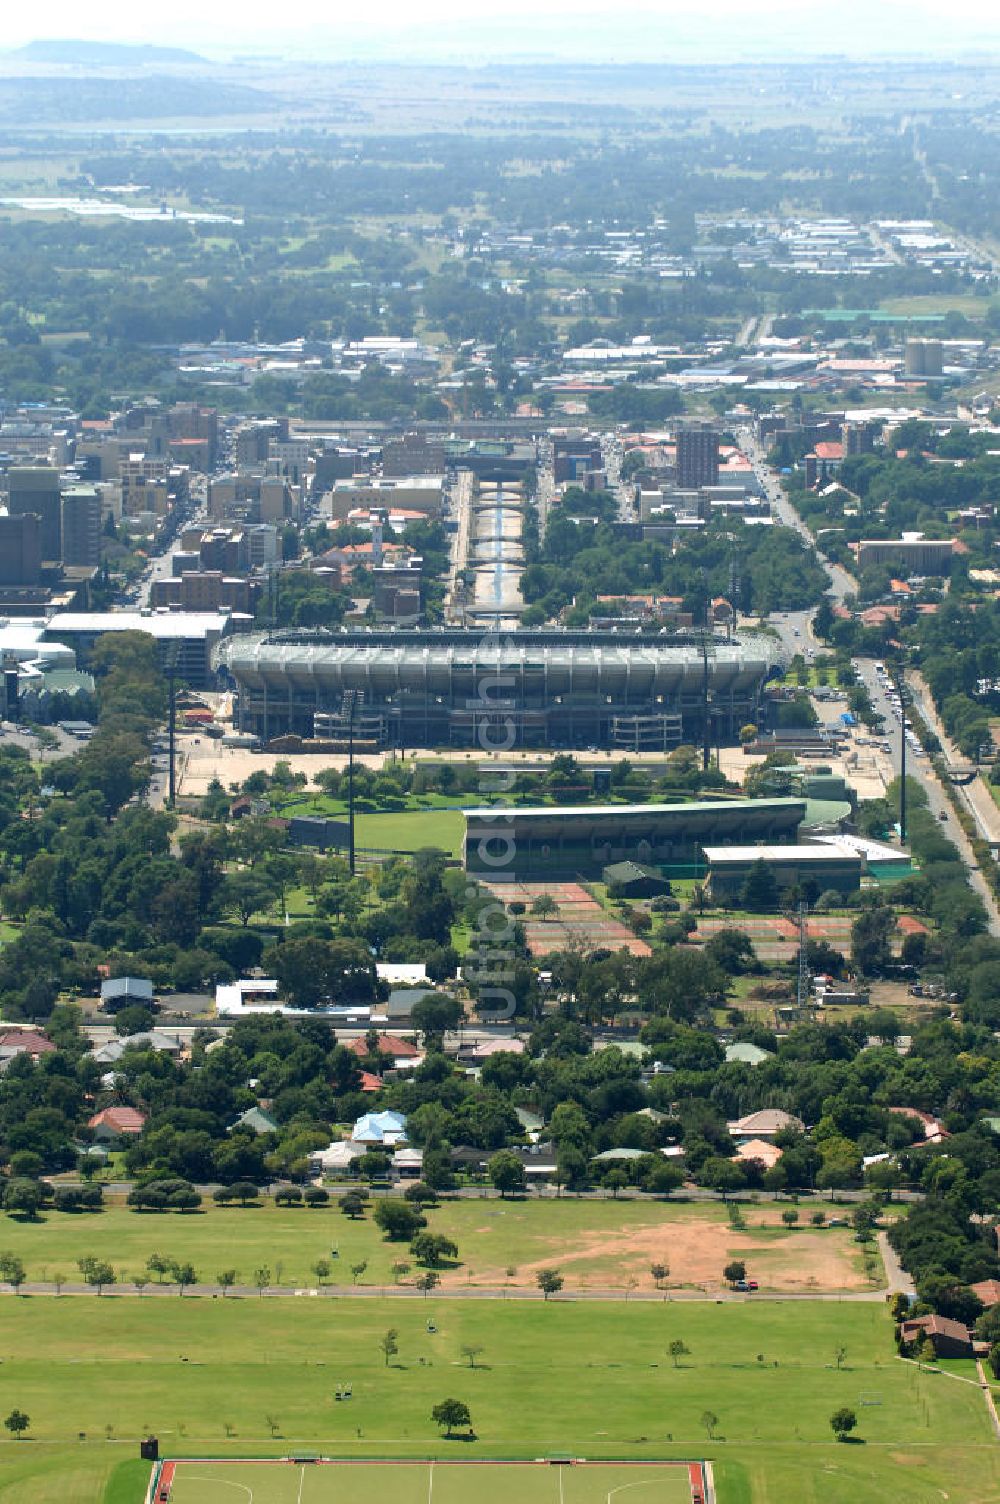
[747, 1279, 759, 1291]
[734, 1279, 750, 1291]
[939, 810, 948, 821]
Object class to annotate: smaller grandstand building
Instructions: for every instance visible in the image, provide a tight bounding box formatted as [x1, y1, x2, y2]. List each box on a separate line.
[463, 797, 806, 880]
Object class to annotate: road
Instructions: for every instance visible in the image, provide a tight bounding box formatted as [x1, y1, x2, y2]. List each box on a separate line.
[740, 427, 1000, 934]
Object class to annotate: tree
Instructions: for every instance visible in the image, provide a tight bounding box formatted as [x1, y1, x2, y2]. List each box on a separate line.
[739, 858, 779, 912]
[410, 993, 463, 1044]
[219, 870, 277, 928]
[411, 1232, 458, 1268]
[488, 1150, 527, 1198]
[417, 1270, 440, 1297]
[834, 1345, 847, 1370]
[391, 1261, 411, 1284]
[851, 904, 895, 976]
[432, 1399, 472, 1438]
[254, 1266, 271, 1297]
[78, 1256, 115, 1294]
[218, 1269, 237, 1296]
[531, 894, 557, 921]
[701, 1410, 719, 1440]
[830, 1407, 857, 1442]
[3, 1177, 44, 1220]
[374, 1199, 426, 1242]
[351, 1261, 368, 1285]
[604, 1168, 629, 1199]
[4, 1409, 29, 1440]
[146, 1253, 170, 1284]
[723, 1260, 747, 1287]
[312, 1259, 331, 1286]
[645, 1162, 684, 1199]
[668, 1339, 690, 1368]
[339, 1191, 368, 1220]
[781, 1209, 800, 1228]
[650, 1262, 669, 1290]
[461, 1344, 485, 1368]
[536, 1268, 564, 1300]
[379, 1328, 400, 1367]
[174, 1262, 197, 1296]
[0, 1252, 27, 1293]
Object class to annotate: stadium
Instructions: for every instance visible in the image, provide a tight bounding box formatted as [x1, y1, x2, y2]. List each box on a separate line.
[215, 628, 784, 750]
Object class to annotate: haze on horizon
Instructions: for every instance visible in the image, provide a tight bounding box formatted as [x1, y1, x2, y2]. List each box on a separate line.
[4, 0, 1000, 63]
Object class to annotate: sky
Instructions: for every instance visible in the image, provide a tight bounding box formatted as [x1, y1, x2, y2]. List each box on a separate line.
[3, 0, 1000, 60]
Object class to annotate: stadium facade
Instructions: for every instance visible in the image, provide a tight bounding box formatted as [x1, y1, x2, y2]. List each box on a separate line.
[215, 628, 785, 751]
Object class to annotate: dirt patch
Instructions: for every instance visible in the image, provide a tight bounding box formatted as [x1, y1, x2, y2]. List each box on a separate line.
[890, 1454, 928, 1466]
[440, 1211, 870, 1294]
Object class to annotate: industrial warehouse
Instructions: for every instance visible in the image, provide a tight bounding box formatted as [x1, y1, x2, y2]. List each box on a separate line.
[215, 627, 785, 750]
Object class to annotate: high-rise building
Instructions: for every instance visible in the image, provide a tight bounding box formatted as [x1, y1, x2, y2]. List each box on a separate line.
[842, 421, 877, 457]
[0, 511, 42, 585]
[60, 485, 102, 567]
[7, 467, 61, 561]
[676, 427, 719, 490]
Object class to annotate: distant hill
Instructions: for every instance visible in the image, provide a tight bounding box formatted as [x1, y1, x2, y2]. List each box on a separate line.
[12, 39, 205, 66]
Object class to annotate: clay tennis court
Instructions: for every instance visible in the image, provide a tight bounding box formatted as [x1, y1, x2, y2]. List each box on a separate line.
[483, 881, 652, 957]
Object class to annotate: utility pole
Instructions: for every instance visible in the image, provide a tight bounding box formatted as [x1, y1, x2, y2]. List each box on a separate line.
[166, 644, 178, 809]
[343, 689, 360, 876]
[894, 663, 907, 843]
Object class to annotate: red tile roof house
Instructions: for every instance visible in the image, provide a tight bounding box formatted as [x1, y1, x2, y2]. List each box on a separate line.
[970, 1279, 1000, 1308]
[898, 1314, 973, 1359]
[87, 1106, 147, 1143]
[0, 1027, 57, 1061]
[346, 1035, 421, 1062]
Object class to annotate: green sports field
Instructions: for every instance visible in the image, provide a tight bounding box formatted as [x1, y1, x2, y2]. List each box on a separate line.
[2, 1297, 999, 1504]
[160, 1460, 700, 1504]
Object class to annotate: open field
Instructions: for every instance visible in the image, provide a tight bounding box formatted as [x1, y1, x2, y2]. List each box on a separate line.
[0, 1299, 997, 1504]
[160, 1460, 702, 1504]
[0, 1198, 875, 1295]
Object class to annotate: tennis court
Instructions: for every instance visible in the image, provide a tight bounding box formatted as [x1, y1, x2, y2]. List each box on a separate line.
[159, 1458, 704, 1504]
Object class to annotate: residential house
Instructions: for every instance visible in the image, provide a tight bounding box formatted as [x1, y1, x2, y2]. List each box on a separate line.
[87, 1105, 147, 1143]
[351, 1109, 408, 1147]
[231, 1106, 278, 1136]
[724, 1042, 774, 1067]
[734, 1137, 783, 1170]
[0, 1027, 56, 1072]
[727, 1108, 804, 1142]
[899, 1314, 973, 1359]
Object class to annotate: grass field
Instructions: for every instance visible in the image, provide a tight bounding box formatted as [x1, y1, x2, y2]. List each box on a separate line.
[1, 1298, 997, 1504]
[160, 1460, 701, 1504]
[0, 1197, 874, 1294]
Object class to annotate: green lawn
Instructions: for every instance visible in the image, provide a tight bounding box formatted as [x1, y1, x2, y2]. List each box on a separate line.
[0, 1299, 994, 1504]
[164, 1460, 696, 1504]
[272, 797, 465, 857]
[0, 1198, 870, 1295]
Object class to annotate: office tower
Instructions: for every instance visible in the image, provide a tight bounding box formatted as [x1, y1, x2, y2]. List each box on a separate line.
[0, 511, 42, 585]
[676, 427, 720, 489]
[61, 485, 103, 567]
[7, 466, 61, 561]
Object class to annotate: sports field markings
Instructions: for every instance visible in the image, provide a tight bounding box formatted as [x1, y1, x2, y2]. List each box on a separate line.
[558, 1462, 565, 1504]
[183, 1479, 253, 1504]
[606, 1479, 674, 1504]
[297, 1464, 306, 1504]
[428, 1460, 434, 1504]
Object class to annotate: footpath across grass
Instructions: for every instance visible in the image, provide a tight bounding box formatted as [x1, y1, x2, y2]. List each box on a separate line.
[0, 1299, 995, 1504]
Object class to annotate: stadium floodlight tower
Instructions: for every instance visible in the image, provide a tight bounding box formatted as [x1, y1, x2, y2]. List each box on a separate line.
[341, 688, 360, 878]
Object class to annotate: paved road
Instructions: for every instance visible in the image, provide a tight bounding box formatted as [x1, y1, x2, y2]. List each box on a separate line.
[2, 1279, 892, 1304]
[740, 428, 1000, 935]
[877, 1230, 915, 1298]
